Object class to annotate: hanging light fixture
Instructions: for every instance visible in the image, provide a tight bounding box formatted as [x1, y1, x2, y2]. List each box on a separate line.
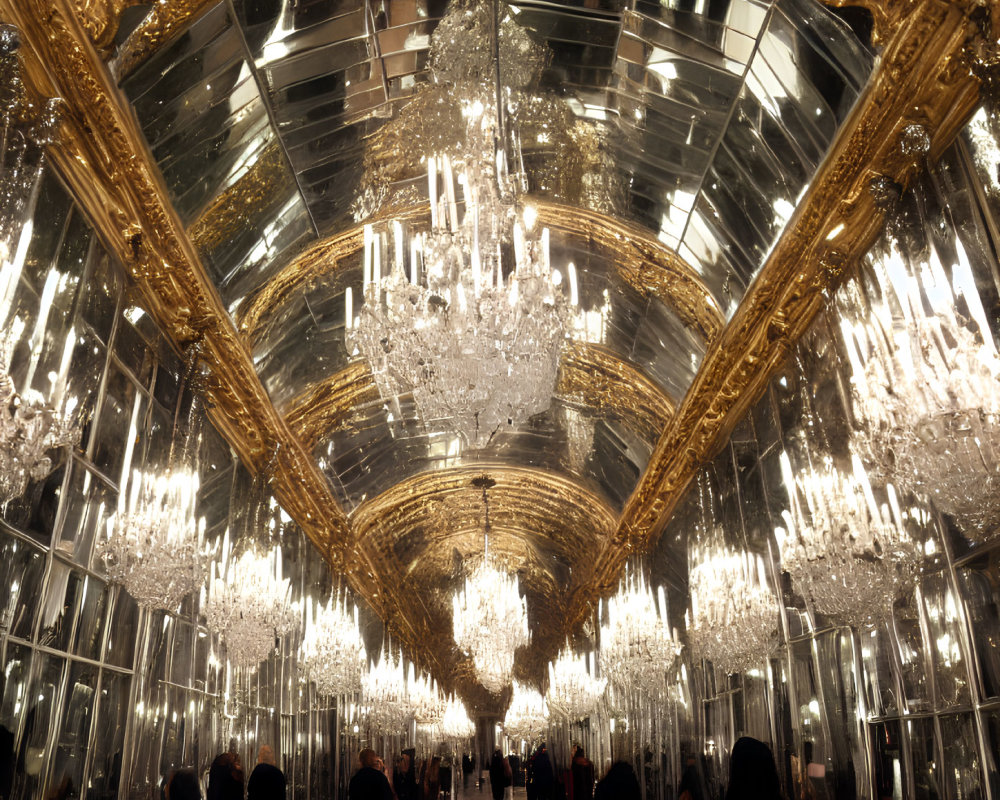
[361, 645, 412, 734]
[0, 31, 77, 507]
[300, 591, 366, 697]
[776, 449, 925, 627]
[440, 693, 476, 740]
[99, 465, 212, 611]
[345, 1, 574, 448]
[408, 662, 445, 727]
[686, 535, 778, 675]
[600, 570, 682, 697]
[545, 645, 605, 722]
[204, 527, 299, 668]
[452, 476, 529, 694]
[842, 237, 1000, 539]
[503, 681, 549, 744]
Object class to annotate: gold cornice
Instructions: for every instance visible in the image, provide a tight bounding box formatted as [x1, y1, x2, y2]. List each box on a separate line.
[235, 199, 723, 347]
[283, 341, 674, 451]
[113, 0, 217, 78]
[565, 0, 985, 622]
[350, 465, 616, 561]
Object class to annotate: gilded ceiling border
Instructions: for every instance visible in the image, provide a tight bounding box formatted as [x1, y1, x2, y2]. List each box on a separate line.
[283, 340, 675, 451]
[235, 199, 724, 347]
[0, 1, 365, 563]
[563, 0, 988, 625]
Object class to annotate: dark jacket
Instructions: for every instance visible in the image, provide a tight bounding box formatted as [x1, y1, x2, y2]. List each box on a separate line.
[348, 766, 393, 800]
[247, 763, 286, 800]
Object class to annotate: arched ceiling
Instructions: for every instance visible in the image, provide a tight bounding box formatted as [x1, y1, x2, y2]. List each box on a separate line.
[3, 0, 989, 708]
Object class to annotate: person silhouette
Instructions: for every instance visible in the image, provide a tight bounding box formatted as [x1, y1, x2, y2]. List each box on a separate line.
[725, 737, 782, 800]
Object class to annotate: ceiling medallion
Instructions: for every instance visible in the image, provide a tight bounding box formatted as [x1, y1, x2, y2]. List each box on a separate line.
[346, 1, 574, 448]
[452, 476, 529, 693]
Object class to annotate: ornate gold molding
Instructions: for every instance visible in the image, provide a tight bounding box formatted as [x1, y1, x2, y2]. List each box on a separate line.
[0, 0, 354, 564]
[283, 341, 674, 451]
[235, 199, 724, 347]
[113, 0, 217, 77]
[565, 0, 985, 621]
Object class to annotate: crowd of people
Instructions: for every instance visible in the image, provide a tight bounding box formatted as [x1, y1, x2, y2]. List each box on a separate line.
[163, 746, 287, 800]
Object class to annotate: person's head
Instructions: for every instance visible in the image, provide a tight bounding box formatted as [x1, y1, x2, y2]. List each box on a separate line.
[574, 747, 585, 759]
[599, 762, 641, 798]
[256, 745, 276, 766]
[359, 749, 379, 769]
[726, 737, 780, 800]
[208, 753, 244, 800]
[166, 768, 201, 800]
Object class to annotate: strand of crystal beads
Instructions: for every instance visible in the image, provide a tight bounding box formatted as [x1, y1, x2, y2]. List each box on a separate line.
[300, 592, 366, 697]
[842, 238, 1000, 539]
[504, 681, 549, 744]
[686, 538, 778, 674]
[452, 556, 530, 694]
[545, 646, 605, 722]
[204, 534, 298, 667]
[99, 467, 211, 611]
[776, 450, 925, 627]
[600, 571, 682, 698]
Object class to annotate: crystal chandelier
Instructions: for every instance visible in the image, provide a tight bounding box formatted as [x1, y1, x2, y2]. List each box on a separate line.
[204, 531, 299, 667]
[842, 237, 1000, 539]
[600, 570, 682, 697]
[503, 681, 549, 744]
[452, 477, 530, 693]
[300, 592, 366, 697]
[545, 646, 605, 722]
[440, 693, 476, 740]
[776, 449, 925, 627]
[345, 4, 573, 448]
[686, 537, 778, 674]
[0, 28, 76, 507]
[407, 663, 445, 726]
[361, 645, 412, 733]
[98, 466, 211, 611]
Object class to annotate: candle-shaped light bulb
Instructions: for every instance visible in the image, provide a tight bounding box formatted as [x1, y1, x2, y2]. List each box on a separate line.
[345, 286, 353, 330]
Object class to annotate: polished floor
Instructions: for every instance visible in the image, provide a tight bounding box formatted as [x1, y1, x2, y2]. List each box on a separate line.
[451, 779, 527, 799]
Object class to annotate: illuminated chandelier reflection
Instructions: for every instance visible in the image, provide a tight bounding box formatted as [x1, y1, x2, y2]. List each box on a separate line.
[545, 645, 605, 722]
[300, 592, 366, 697]
[408, 663, 445, 727]
[0, 28, 76, 506]
[99, 465, 211, 611]
[842, 237, 1000, 539]
[346, 11, 572, 447]
[776, 449, 925, 627]
[503, 681, 549, 744]
[600, 570, 682, 697]
[361, 645, 411, 733]
[687, 536, 778, 674]
[441, 693, 476, 740]
[204, 529, 299, 667]
[452, 477, 529, 694]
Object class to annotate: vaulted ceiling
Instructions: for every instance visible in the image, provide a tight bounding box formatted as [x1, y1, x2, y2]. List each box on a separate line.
[2, 0, 987, 708]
